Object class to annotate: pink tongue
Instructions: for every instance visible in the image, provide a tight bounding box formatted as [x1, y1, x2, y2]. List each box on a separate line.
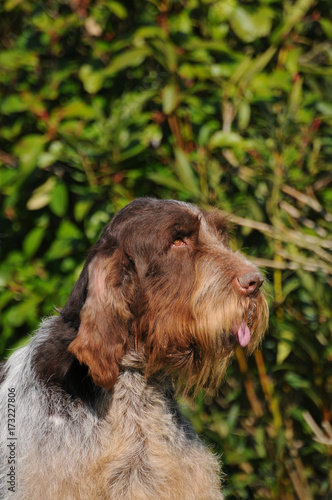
[234, 321, 251, 347]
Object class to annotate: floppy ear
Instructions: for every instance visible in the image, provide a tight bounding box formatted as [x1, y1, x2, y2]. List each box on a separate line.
[67, 252, 131, 389]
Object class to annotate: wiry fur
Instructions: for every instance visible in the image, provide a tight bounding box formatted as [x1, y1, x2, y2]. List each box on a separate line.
[0, 198, 268, 499]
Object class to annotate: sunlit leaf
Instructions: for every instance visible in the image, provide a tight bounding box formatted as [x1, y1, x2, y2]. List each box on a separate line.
[79, 65, 105, 94]
[108, 1, 128, 19]
[209, 131, 243, 149]
[26, 177, 56, 211]
[277, 331, 295, 365]
[104, 48, 151, 76]
[230, 7, 274, 43]
[59, 101, 96, 120]
[162, 83, 178, 115]
[14, 135, 48, 173]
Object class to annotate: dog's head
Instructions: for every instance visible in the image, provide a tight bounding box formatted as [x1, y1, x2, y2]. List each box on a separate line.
[63, 198, 269, 391]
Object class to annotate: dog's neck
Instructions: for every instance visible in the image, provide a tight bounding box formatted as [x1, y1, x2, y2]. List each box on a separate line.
[100, 364, 198, 456]
[121, 349, 147, 371]
[92, 365, 223, 499]
[116, 351, 180, 415]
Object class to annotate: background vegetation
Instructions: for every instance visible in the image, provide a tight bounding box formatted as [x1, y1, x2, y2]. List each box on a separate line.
[0, 0, 331, 498]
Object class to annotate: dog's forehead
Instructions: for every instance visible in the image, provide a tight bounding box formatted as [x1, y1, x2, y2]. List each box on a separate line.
[112, 199, 202, 233]
[102, 199, 227, 249]
[139, 202, 201, 242]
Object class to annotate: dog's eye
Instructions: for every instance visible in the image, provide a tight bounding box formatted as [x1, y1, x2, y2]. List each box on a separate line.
[172, 238, 186, 247]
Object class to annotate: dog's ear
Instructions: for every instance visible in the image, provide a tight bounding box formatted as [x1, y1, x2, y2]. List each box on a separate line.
[67, 252, 131, 389]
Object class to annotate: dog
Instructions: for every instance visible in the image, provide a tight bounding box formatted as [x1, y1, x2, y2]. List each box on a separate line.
[0, 198, 268, 499]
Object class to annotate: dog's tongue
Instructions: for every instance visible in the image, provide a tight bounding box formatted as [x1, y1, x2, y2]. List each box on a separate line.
[233, 321, 251, 347]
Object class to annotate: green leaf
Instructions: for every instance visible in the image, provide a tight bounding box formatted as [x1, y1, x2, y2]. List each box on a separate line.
[173, 148, 200, 197]
[162, 83, 178, 115]
[78, 65, 105, 94]
[50, 182, 69, 217]
[104, 48, 151, 77]
[320, 18, 332, 40]
[208, 0, 236, 23]
[23, 227, 45, 258]
[85, 211, 109, 240]
[0, 95, 28, 114]
[57, 220, 82, 239]
[60, 100, 96, 120]
[238, 100, 251, 130]
[14, 135, 48, 173]
[230, 7, 274, 43]
[6, 297, 40, 328]
[46, 220, 83, 259]
[46, 239, 73, 260]
[108, 1, 128, 19]
[147, 171, 187, 192]
[26, 177, 56, 211]
[209, 131, 243, 149]
[4, 0, 26, 10]
[316, 101, 332, 117]
[134, 26, 166, 41]
[0, 50, 38, 72]
[276, 331, 295, 365]
[271, 0, 315, 43]
[198, 121, 220, 146]
[74, 199, 94, 222]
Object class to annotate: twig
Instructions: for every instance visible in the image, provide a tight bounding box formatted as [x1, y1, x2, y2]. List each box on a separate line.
[247, 257, 299, 271]
[230, 214, 332, 252]
[254, 350, 282, 430]
[287, 463, 314, 500]
[303, 411, 332, 445]
[167, 115, 184, 150]
[276, 249, 332, 274]
[281, 184, 332, 223]
[235, 348, 264, 417]
[280, 201, 327, 238]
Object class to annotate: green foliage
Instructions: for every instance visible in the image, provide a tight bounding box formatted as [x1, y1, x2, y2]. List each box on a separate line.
[0, 0, 331, 497]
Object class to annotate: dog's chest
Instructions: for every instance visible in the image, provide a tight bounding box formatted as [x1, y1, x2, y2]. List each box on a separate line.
[91, 371, 223, 500]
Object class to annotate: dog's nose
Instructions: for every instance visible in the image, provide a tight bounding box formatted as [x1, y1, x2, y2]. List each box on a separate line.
[236, 271, 264, 296]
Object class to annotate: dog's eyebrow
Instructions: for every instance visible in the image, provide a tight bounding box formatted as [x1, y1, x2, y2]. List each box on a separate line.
[206, 211, 229, 232]
[167, 212, 201, 234]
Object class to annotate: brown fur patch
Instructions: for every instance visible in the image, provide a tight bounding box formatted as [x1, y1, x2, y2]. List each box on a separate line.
[68, 253, 132, 388]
